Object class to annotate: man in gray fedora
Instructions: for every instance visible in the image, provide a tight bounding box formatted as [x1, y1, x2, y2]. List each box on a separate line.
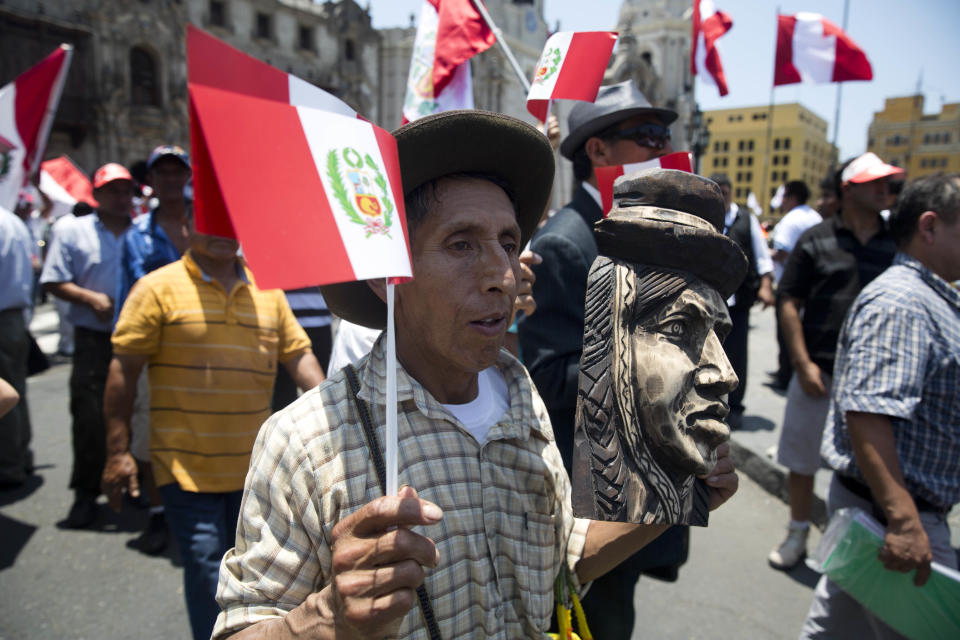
[519, 80, 681, 638]
[212, 110, 738, 639]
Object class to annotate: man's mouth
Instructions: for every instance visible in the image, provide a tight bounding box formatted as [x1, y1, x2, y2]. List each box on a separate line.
[468, 312, 507, 336]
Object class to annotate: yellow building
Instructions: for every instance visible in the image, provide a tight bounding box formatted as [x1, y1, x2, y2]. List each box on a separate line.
[701, 103, 838, 217]
[867, 95, 960, 178]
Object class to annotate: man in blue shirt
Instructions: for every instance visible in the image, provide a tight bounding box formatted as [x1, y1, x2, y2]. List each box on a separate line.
[114, 144, 192, 553]
[41, 163, 134, 528]
[801, 173, 960, 638]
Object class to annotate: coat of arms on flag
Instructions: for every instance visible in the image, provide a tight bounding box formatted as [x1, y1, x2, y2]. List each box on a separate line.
[533, 46, 562, 85]
[326, 147, 395, 237]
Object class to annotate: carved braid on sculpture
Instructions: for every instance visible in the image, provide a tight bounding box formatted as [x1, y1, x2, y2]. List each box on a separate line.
[575, 258, 697, 523]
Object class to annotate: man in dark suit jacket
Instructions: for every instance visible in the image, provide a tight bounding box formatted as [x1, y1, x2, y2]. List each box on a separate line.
[518, 80, 678, 640]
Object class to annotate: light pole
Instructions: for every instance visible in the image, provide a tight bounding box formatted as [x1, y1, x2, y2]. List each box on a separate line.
[689, 104, 710, 175]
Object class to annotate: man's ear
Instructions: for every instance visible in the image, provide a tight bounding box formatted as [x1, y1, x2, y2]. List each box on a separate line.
[584, 136, 611, 168]
[367, 278, 387, 304]
[917, 210, 938, 243]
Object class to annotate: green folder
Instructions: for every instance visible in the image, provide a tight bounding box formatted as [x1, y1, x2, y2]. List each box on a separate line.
[809, 508, 960, 640]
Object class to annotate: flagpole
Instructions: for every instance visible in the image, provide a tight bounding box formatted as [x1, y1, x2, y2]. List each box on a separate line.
[29, 44, 73, 179]
[385, 281, 399, 496]
[469, 0, 531, 93]
[830, 0, 850, 156]
[760, 8, 779, 218]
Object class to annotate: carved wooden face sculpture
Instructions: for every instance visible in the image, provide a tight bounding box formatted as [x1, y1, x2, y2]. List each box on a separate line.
[573, 258, 738, 525]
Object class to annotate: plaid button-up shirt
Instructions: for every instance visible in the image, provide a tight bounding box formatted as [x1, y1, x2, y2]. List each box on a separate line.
[213, 336, 590, 639]
[822, 253, 960, 509]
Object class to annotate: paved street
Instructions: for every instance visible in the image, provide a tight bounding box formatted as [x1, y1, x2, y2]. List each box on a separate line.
[1, 303, 956, 639]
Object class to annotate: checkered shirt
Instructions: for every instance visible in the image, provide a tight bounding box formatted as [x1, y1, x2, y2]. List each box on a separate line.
[213, 336, 590, 639]
[822, 253, 960, 509]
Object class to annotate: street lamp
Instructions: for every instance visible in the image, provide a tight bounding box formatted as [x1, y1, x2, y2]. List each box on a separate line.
[689, 104, 710, 175]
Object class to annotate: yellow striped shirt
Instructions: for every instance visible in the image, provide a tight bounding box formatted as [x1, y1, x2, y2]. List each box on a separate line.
[112, 251, 310, 492]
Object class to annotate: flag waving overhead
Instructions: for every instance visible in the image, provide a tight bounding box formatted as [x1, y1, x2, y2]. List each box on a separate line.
[595, 152, 693, 215]
[774, 13, 873, 86]
[526, 31, 618, 122]
[691, 0, 732, 97]
[432, 0, 496, 96]
[0, 45, 72, 211]
[403, 0, 476, 123]
[40, 156, 95, 217]
[187, 26, 411, 290]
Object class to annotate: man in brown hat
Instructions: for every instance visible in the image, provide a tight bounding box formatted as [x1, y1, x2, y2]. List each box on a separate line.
[518, 80, 682, 638]
[212, 110, 738, 640]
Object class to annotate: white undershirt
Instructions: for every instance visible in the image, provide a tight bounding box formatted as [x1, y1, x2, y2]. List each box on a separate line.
[442, 367, 510, 444]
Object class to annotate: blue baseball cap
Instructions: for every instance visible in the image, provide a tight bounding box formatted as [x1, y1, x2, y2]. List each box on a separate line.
[146, 144, 191, 171]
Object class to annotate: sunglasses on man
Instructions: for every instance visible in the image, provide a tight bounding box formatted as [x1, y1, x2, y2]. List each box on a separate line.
[605, 123, 672, 150]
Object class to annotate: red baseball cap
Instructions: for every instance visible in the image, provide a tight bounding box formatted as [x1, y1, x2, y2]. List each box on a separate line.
[841, 152, 905, 185]
[93, 163, 134, 189]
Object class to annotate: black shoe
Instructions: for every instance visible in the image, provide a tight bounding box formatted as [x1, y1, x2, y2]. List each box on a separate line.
[64, 494, 98, 529]
[135, 512, 169, 555]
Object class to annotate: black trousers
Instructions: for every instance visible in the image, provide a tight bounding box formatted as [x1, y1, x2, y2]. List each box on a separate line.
[724, 305, 750, 414]
[69, 327, 112, 495]
[0, 308, 32, 484]
[271, 325, 332, 412]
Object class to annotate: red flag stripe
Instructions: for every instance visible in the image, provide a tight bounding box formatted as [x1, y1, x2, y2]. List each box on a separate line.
[189, 85, 357, 289]
[12, 46, 69, 175]
[773, 15, 801, 86]
[187, 25, 289, 102]
[823, 19, 873, 82]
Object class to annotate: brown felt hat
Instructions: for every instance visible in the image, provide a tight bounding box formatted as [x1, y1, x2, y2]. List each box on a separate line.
[320, 110, 555, 329]
[594, 169, 747, 298]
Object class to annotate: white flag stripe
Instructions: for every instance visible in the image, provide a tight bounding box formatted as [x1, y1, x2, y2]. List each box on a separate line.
[288, 75, 356, 118]
[39, 169, 77, 205]
[297, 106, 412, 280]
[527, 31, 575, 102]
[792, 13, 835, 83]
[0, 83, 27, 210]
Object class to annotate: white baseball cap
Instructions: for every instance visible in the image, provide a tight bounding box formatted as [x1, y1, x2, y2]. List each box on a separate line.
[841, 152, 905, 184]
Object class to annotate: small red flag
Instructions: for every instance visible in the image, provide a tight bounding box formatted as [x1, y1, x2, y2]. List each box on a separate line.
[596, 153, 693, 216]
[774, 13, 873, 86]
[691, 0, 733, 97]
[526, 31, 618, 122]
[431, 0, 496, 96]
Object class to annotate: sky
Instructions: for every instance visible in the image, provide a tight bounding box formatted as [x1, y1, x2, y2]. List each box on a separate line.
[367, 0, 960, 160]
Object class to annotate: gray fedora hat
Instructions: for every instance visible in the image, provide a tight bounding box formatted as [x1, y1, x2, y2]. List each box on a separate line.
[319, 109, 555, 330]
[559, 80, 678, 160]
[594, 168, 747, 299]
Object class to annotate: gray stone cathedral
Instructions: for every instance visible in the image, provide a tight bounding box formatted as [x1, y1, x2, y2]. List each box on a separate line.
[0, 0, 693, 191]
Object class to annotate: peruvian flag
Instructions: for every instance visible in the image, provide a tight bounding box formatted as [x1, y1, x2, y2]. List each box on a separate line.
[691, 0, 732, 97]
[39, 156, 95, 217]
[0, 45, 73, 211]
[526, 31, 618, 122]
[187, 26, 411, 289]
[403, 0, 495, 123]
[595, 152, 693, 215]
[774, 13, 873, 86]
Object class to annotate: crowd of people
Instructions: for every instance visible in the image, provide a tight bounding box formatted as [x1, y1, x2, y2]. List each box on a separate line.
[0, 79, 957, 640]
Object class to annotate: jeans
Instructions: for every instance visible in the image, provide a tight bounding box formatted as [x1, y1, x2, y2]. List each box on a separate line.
[159, 484, 243, 640]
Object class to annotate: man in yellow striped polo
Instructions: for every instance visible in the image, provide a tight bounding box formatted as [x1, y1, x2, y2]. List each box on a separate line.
[100, 218, 325, 640]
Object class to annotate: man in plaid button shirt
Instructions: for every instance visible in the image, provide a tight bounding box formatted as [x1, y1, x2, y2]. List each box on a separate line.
[212, 111, 739, 639]
[802, 173, 960, 639]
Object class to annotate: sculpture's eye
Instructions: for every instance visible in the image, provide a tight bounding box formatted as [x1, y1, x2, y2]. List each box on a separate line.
[664, 319, 685, 338]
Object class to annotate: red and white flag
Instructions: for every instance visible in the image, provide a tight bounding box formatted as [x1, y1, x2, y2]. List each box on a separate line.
[774, 13, 872, 86]
[403, 0, 495, 123]
[595, 152, 693, 215]
[525, 31, 618, 122]
[187, 26, 411, 290]
[39, 155, 95, 217]
[0, 45, 73, 211]
[691, 0, 732, 97]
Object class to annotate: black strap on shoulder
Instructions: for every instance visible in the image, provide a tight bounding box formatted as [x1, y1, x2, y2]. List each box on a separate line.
[343, 364, 442, 640]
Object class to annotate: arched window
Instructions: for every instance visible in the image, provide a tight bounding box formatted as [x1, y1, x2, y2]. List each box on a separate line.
[130, 47, 160, 106]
